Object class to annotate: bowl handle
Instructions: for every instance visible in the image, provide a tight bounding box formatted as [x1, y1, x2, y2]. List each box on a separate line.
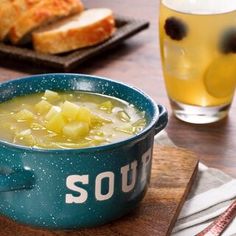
[155, 105, 168, 135]
[0, 169, 35, 192]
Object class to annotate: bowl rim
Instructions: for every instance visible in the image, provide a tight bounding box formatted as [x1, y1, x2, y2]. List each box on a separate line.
[0, 73, 161, 153]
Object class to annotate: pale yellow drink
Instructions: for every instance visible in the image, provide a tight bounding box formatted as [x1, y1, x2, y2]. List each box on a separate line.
[159, 0, 236, 123]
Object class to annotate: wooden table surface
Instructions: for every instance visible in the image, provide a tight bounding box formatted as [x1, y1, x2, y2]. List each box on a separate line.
[0, 0, 235, 177]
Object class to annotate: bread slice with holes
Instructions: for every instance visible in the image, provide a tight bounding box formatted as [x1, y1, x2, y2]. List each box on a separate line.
[32, 8, 116, 54]
[0, 0, 41, 41]
[9, 0, 84, 45]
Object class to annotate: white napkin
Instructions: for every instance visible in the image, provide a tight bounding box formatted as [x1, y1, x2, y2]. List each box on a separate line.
[155, 131, 236, 236]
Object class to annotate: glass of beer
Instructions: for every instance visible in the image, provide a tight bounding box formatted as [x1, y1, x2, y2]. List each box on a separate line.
[159, 0, 236, 124]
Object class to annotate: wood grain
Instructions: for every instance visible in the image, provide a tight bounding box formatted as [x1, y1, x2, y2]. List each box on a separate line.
[0, 146, 199, 236]
[0, 0, 235, 177]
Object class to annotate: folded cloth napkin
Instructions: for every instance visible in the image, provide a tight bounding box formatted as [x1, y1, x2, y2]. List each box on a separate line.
[155, 131, 236, 236]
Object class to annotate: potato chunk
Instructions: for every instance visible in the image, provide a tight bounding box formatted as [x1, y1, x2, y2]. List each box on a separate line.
[61, 101, 80, 121]
[76, 107, 91, 124]
[99, 101, 113, 113]
[117, 110, 130, 122]
[63, 121, 89, 139]
[46, 113, 66, 134]
[35, 100, 52, 114]
[43, 90, 60, 102]
[15, 109, 34, 122]
[45, 106, 61, 121]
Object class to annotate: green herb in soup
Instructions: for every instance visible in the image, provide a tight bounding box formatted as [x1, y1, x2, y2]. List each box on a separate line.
[0, 90, 146, 149]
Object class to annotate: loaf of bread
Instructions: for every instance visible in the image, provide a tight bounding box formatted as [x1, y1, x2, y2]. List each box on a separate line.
[33, 8, 116, 54]
[9, 0, 84, 44]
[0, 0, 40, 41]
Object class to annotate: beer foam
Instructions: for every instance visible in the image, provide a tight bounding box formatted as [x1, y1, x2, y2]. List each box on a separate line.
[162, 0, 236, 15]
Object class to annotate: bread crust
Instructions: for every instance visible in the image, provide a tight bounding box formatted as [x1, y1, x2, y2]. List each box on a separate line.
[0, 0, 40, 41]
[33, 9, 116, 54]
[9, 0, 84, 44]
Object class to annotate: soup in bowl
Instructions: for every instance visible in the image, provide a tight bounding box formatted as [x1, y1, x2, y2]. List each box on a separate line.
[0, 74, 167, 229]
[0, 90, 147, 149]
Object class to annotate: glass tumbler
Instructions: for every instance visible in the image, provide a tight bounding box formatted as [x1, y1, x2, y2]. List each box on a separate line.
[159, 0, 236, 124]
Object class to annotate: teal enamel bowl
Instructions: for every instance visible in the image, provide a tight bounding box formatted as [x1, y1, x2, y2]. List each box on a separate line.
[0, 74, 167, 229]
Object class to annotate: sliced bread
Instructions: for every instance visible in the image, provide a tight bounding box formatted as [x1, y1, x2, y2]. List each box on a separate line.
[33, 8, 116, 54]
[0, 0, 13, 5]
[0, 0, 40, 41]
[0, 0, 13, 4]
[9, 0, 84, 44]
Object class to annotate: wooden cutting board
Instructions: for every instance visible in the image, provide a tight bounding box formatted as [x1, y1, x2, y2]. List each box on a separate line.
[0, 146, 199, 236]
